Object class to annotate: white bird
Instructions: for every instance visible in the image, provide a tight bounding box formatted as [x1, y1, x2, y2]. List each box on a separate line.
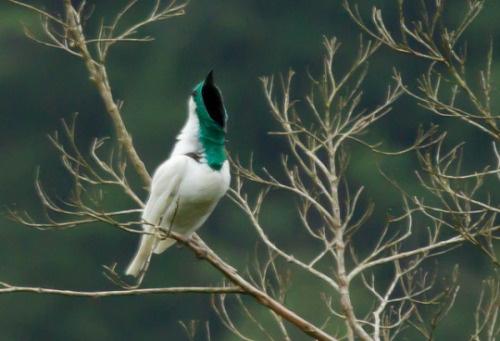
[126, 71, 230, 277]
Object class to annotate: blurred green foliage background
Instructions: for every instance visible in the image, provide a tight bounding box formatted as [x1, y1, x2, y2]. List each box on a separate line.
[0, 0, 499, 340]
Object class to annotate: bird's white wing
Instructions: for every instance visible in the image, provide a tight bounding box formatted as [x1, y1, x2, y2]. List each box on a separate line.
[125, 156, 188, 277]
[142, 157, 188, 228]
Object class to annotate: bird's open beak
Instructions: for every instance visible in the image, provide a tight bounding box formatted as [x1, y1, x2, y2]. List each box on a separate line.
[205, 69, 214, 86]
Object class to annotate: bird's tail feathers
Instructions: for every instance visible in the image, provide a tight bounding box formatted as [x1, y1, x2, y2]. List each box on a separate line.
[153, 237, 176, 254]
[125, 235, 155, 277]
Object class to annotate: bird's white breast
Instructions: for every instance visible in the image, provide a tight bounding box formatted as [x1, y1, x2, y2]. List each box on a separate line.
[159, 157, 230, 233]
[178, 159, 230, 202]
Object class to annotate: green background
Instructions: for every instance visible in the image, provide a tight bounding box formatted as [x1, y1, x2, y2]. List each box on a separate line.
[0, 0, 499, 340]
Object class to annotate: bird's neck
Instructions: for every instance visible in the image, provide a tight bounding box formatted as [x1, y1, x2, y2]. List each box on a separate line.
[172, 105, 226, 171]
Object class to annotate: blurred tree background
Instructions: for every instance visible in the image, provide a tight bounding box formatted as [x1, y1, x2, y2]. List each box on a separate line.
[0, 0, 499, 340]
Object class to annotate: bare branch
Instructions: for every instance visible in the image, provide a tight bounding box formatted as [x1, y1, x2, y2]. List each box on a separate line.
[0, 282, 244, 297]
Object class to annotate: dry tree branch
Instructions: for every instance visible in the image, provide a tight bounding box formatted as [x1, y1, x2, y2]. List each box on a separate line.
[345, 0, 499, 141]
[229, 5, 498, 334]
[0, 282, 244, 297]
[6, 115, 147, 237]
[229, 35, 418, 341]
[7, 0, 500, 340]
[178, 320, 212, 341]
[343, 6, 500, 321]
[6, 1, 339, 339]
[211, 294, 260, 341]
[164, 233, 339, 341]
[62, 0, 151, 186]
[470, 278, 500, 341]
[9, 0, 68, 26]
[4, 1, 342, 340]
[8, 0, 193, 187]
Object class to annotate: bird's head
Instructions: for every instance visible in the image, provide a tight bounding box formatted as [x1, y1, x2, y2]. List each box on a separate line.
[191, 70, 227, 132]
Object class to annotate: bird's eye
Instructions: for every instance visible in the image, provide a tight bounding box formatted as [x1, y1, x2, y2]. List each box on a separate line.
[191, 91, 198, 97]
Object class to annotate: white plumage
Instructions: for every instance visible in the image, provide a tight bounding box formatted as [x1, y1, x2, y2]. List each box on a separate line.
[126, 96, 230, 277]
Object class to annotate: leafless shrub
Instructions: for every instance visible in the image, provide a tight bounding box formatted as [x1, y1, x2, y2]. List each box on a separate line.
[2, 0, 499, 340]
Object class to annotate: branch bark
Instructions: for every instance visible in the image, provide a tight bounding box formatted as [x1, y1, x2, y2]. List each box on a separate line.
[63, 0, 151, 187]
[175, 234, 338, 341]
[0, 284, 244, 297]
